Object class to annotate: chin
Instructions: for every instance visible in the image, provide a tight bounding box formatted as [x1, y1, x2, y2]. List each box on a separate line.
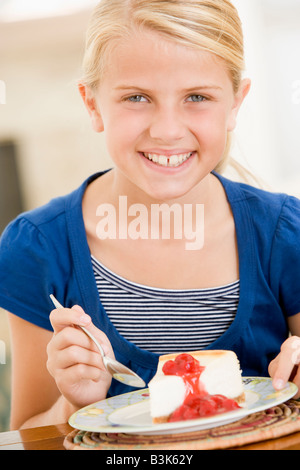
[144, 185, 194, 203]
[144, 174, 210, 202]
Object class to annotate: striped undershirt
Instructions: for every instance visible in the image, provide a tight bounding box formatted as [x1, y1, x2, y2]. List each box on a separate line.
[91, 256, 239, 355]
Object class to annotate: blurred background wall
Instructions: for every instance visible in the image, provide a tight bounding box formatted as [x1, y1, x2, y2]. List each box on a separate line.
[0, 0, 299, 431]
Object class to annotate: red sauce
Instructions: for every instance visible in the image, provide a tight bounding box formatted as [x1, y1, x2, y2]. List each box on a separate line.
[162, 353, 240, 422]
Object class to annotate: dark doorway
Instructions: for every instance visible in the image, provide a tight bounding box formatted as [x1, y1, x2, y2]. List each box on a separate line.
[0, 142, 24, 234]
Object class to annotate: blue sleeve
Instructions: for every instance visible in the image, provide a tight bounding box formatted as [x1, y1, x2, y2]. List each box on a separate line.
[270, 196, 300, 317]
[0, 217, 54, 330]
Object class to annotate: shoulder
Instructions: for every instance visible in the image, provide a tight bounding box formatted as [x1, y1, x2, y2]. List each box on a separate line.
[0, 176, 89, 270]
[0, 174, 102, 328]
[236, 180, 300, 230]
[216, 172, 300, 226]
[218, 173, 288, 206]
[18, 181, 85, 232]
[215, 173, 300, 269]
[2, 173, 103, 242]
[0, 194, 71, 258]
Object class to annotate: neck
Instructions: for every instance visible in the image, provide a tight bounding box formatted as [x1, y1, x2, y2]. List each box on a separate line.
[109, 167, 216, 210]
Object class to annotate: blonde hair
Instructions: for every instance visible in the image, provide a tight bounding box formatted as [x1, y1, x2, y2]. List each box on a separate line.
[81, 0, 248, 177]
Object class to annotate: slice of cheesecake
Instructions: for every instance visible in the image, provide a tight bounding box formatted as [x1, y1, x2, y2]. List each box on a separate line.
[148, 350, 245, 423]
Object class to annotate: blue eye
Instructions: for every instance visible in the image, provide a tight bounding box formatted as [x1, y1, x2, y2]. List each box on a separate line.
[187, 95, 206, 102]
[127, 95, 147, 102]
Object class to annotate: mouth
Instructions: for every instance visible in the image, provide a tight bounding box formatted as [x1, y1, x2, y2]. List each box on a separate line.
[141, 152, 194, 168]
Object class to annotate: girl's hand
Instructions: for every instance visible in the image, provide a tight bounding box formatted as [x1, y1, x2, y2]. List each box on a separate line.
[268, 336, 300, 399]
[47, 305, 113, 409]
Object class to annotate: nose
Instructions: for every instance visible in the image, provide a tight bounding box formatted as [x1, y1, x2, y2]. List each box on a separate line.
[149, 104, 185, 143]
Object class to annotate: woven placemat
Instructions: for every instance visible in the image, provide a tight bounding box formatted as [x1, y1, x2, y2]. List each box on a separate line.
[64, 400, 300, 450]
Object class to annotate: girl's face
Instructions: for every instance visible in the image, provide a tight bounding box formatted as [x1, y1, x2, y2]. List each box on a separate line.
[81, 30, 249, 201]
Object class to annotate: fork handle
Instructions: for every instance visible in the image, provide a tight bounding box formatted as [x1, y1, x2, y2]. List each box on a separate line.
[49, 294, 105, 358]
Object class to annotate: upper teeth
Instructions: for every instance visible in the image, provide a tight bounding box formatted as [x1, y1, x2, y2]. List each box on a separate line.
[143, 152, 193, 167]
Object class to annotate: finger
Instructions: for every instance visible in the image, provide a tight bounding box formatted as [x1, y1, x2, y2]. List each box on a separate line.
[47, 326, 107, 373]
[49, 305, 112, 357]
[46, 327, 108, 380]
[271, 339, 300, 390]
[290, 366, 300, 399]
[81, 322, 114, 358]
[47, 321, 114, 378]
[48, 326, 95, 352]
[49, 305, 91, 334]
[50, 344, 104, 371]
[268, 356, 279, 379]
[55, 363, 104, 390]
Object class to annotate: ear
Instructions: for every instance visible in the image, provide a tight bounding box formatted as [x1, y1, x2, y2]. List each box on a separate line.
[78, 83, 104, 133]
[227, 78, 251, 132]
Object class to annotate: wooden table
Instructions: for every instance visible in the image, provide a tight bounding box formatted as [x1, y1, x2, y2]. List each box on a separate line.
[1, 423, 300, 450]
[0, 423, 72, 450]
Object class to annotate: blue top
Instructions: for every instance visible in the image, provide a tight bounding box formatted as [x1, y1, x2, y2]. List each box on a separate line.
[1, 171, 300, 397]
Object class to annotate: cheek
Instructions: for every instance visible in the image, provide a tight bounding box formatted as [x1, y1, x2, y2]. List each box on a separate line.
[195, 114, 228, 154]
[105, 110, 146, 149]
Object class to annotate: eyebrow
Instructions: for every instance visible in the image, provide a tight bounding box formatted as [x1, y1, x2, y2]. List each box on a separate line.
[184, 86, 223, 91]
[114, 85, 223, 92]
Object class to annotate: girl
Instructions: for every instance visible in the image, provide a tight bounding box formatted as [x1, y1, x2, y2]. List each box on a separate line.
[1, 0, 300, 430]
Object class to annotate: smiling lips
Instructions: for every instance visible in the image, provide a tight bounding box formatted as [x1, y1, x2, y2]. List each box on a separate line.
[142, 152, 194, 168]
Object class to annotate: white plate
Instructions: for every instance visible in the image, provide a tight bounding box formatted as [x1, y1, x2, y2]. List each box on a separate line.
[69, 377, 298, 435]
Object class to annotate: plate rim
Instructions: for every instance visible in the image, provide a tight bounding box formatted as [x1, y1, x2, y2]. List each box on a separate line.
[68, 377, 298, 434]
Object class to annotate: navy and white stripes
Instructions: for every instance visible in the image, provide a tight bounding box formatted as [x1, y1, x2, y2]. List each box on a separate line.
[91, 256, 239, 354]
